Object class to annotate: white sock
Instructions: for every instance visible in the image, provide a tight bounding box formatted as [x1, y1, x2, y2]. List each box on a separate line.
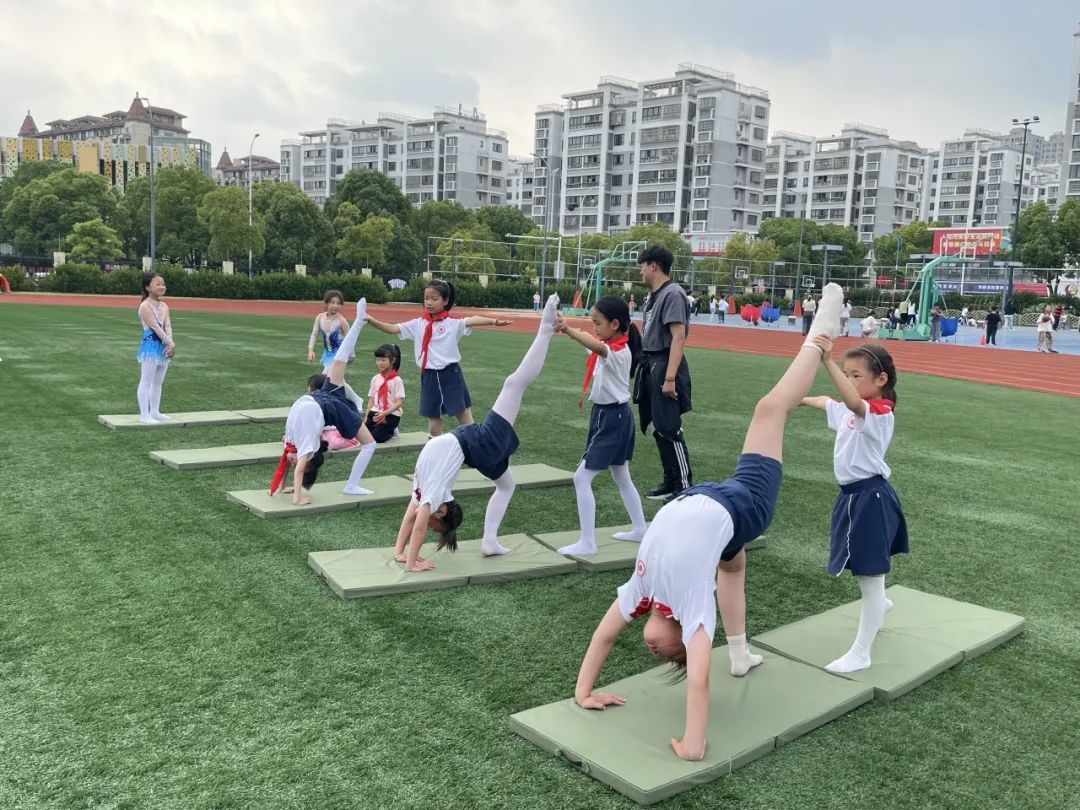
[825, 576, 893, 674]
[490, 294, 559, 424]
[610, 463, 647, 540]
[481, 470, 515, 556]
[805, 283, 843, 345]
[726, 633, 764, 677]
[342, 442, 376, 494]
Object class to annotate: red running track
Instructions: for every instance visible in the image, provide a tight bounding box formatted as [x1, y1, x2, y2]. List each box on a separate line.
[4, 292, 1079, 399]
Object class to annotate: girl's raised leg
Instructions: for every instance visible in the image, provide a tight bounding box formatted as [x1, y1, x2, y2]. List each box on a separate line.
[490, 295, 559, 426]
[326, 299, 366, 387]
[741, 283, 843, 463]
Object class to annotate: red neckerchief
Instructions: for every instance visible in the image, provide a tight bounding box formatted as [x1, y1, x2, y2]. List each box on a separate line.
[865, 398, 894, 415]
[419, 310, 450, 371]
[375, 369, 400, 422]
[269, 443, 297, 496]
[579, 334, 629, 410]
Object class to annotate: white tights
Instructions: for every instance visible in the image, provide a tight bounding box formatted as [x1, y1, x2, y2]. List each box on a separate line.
[559, 462, 647, 555]
[137, 360, 169, 421]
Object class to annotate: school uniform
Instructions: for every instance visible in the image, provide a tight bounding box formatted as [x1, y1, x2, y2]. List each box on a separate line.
[825, 399, 908, 577]
[410, 412, 520, 509]
[581, 342, 635, 471]
[616, 454, 782, 644]
[365, 371, 406, 443]
[398, 315, 472, 418]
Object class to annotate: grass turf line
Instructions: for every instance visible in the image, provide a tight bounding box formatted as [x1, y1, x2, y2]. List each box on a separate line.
[0, 303, 1077, 810]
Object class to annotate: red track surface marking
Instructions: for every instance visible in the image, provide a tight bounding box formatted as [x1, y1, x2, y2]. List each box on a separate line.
[4, 292, 1079, 398]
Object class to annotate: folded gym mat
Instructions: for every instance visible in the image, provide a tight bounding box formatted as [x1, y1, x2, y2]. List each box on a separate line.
[231, 407, 292, 422]
[227, 463, 575, 519]
[150, 432, 428, 470]
[752, 585, 1025, 701]
[531, 527, 764, 571]
[510, 647, 873, 805]
[99, 411, 252, 429]
[308, 534, 579, 600]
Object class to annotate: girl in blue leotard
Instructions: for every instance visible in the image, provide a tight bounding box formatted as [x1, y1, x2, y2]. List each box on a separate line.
[136, 273, 174, 424]
[307, 289, 352, 372]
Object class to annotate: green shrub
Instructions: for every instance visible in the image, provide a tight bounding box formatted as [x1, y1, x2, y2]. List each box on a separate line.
[1, 266, 37, 292]
[44, 263, 108, 293]
[102, 267, 145, 295]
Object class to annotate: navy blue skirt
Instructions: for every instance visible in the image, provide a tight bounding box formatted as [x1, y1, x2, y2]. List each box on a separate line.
[453, 410, 520, 481]
[312, 379, 362, 440]
[582, 402, 635, 470]
[828, 475, 908, 576]
[418, 363, 472, 418]
[677, 453, 782, 561]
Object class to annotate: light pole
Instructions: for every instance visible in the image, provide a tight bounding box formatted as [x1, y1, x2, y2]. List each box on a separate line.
[144, 97, 156, 271]
[1007, 115, 1039, 307]
[248, 132, 260, 276]
[811, 244, 842, 287]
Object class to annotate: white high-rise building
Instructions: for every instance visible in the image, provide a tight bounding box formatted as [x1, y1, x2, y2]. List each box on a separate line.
[1032, 164, 1061, 214]
[530, 63, 771, 238]
[283, 107, 509, 208]
[1059, 23, 1080, 207]
[920, 129, 1036, 228]
[504, 156, 534, 213]
[763, 124, 926, 243]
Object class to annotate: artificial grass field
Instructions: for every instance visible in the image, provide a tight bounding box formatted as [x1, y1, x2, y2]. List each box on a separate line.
[1, 303, 1078, 810]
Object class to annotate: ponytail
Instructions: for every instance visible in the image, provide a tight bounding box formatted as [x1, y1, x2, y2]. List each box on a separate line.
[593, 294, 642, 376]
[301, 440, 330, 489]
[374, 343, 402, 371]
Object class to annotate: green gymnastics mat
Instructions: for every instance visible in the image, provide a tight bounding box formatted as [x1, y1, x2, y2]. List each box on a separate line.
[510, 647, 873, 805]
[150, 432, 428, 470]
[531, 527, 765, 571]
[308, 534, 579, 600]
[752, 585, 1025, 701]
[227, 463, 575, 519]
[99, 407, 291, 430]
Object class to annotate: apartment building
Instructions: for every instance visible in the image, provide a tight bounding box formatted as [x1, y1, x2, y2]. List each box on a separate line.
[213, 148, 281, 187]
[1043, 130, 1066, 167]
[763, 124, 926, 243]
[284, 106, 509, 208]
[504, 156, 534, 213]
[2, 96, 211, 188]
[530, 63, 771, 237]
[1059, 23, 1080, 206]
[1031, 164, 1061, 213]
[920, 129, 1035, 228]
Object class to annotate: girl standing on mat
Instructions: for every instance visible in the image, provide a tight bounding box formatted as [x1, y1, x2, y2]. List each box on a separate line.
[271, 299, 378, 504]
[574, 285, 846, 762]
[799, 343, 907, 674]
[365, 344, 406, 443]
[363, 280, 512, 437]
[307, 290, 352, 372]
[392, 295, 561, 572]
[553, 296, 648, 556]
[136, 273, 175, 424]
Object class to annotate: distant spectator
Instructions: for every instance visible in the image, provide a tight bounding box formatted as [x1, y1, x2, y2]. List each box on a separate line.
[860, 309, 879, 338]
[709, 296, 717, 321]
[1037, 305, 1058, 353]
[985, 306, 1002, 346]
[1053, 303, 1064, 330]
[898, 298, 910, 326]
[1003, 299, 1017, 330]
[930, 305, 943, 342]
[801, 294, 816, 335]
[628, 294, 637, 315]
[532, 291, 541, 312]
[717, 296, 729, 323]
[840, 299, 852, 336]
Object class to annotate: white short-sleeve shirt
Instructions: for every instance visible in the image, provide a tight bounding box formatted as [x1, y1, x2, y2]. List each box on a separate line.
[284, 395, 325, 460]
[860, 315, 878, 335]
[826, 399, 894, 485]
[616, 494, 734, 647]
[1037, 315, 1054, 333]
[840, 304, 852, 318]
[410, 434, 466, 510]
[588, 345, 632, 405]
[397, 316, 471, 369]
[367, 373, 406, 417]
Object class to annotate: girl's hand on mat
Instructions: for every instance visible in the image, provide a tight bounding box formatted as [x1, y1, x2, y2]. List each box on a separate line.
[407, 560, 437, 572]
[670, 737, 705, 761]
[576, 692, 625, 710]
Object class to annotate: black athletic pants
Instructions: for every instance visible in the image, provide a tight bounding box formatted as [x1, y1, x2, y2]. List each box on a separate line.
[634, 351, 693, 492]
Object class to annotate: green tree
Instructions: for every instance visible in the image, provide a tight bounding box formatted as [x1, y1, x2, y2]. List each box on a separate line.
[118, 167, 216, 265]
[2, 169, 119, 256]
[722, 232, 752, 261]
[337, 214, 396, 270]
[65, 218, 124, 261]
[385, 222, 424, 276]
[434, 224, 508, 278]
[1015, 202, 1062, 281]
[0, 160, 70, 241]
[254, 182, 335, 271]
[410, 200, 476, 254]
[756, 217, 824, 265]
[870, 220, 946, 271]
[476, 205, 534, 244]
[327, 169, 411, 223]
[624, 222, 692, 275]
[197, 187, 265, 264]
[1055, 198, 1080, 267]
[331, 201, 364, 239]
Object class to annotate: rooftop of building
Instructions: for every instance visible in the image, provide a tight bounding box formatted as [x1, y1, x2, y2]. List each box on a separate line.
[30, 94, 190, 137]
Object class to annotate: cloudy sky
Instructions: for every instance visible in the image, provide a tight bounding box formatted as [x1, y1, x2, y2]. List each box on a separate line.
[4, 0, 1077, 163]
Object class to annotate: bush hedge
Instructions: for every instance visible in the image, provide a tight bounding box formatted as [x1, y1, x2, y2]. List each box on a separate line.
[4, 264, 1076, 316]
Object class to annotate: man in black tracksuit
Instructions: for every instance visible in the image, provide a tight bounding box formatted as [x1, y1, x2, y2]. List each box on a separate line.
[634, 245, 693, 501]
